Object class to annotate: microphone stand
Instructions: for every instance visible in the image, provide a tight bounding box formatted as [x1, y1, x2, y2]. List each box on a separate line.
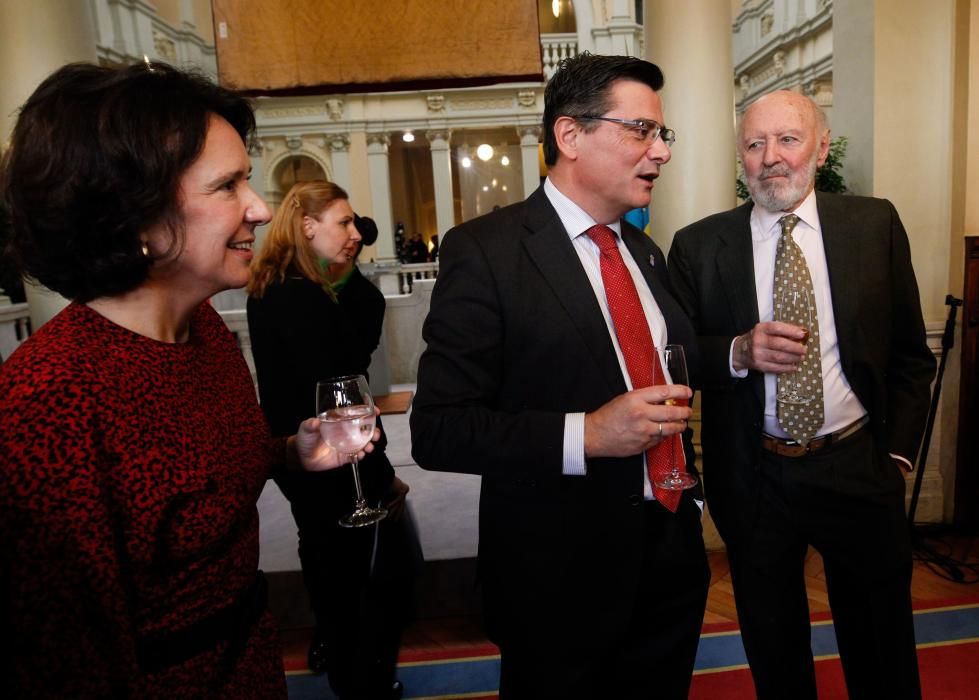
[907, 294, 962, 526]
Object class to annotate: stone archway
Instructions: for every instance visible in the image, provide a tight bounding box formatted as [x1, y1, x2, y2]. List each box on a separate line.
[263, 143, 332, 209]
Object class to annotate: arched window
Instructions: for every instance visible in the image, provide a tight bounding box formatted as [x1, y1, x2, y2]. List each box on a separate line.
[538, 0, 577, 34]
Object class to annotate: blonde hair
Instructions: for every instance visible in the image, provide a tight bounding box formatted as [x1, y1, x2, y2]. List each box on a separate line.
[247, 180, 348, 299]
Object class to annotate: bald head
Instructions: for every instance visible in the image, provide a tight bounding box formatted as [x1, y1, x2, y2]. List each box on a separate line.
[737, 89, 831, 212]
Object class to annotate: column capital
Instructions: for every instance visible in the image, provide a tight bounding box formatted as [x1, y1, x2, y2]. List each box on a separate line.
[366, 132, 391, 152]
[517, 125, 542, 145]
[425, 129, 452, 147]
[247, 136, 264, 157]
[327, 133, 351, 152]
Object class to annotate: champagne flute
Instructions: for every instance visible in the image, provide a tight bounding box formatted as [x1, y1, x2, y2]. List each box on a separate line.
[654, 344, 698, 491]
[316, 375, 387, 528]
[774, 288, 815, 406]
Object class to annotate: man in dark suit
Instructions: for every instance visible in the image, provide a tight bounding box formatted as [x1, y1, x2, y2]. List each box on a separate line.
[668, 90, 936, 699]
[411, 53, 710, 699]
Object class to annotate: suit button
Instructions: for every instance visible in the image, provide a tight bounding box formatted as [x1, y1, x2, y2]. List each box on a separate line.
[628, 494, 642, 506]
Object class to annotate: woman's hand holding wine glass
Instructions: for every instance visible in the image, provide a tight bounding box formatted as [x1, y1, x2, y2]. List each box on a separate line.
[316, 375, 388, 528]
[295, 413, 380, 472]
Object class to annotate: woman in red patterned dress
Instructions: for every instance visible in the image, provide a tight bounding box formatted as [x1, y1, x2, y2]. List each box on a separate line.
[0, 62, 373, 698]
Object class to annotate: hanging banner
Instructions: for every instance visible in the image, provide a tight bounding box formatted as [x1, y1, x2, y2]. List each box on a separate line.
[211, 0, 543, 95]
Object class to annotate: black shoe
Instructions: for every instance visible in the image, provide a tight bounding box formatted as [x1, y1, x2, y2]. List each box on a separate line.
[307, 637, 329, 675]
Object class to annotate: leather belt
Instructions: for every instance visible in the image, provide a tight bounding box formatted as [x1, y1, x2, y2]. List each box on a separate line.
[761, 416, 870, 458]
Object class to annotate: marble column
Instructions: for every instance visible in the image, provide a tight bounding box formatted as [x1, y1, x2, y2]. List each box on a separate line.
[0, 0, 98, 330]
[644, 0, 736, 251]
[327, 133, 352, 192]
[366, 133, 396, 260]
[426, 129, 455, 236]
[519, 126, 543, 198]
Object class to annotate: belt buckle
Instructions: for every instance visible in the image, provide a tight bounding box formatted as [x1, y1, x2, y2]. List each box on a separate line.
[780, 440, 808, 457]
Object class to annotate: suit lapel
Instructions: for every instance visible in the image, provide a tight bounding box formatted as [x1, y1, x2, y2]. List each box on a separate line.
[521, 190, 627, 395]
[816, 193, 858, 371]
[622, 228, 665, 303]
[714, 204, 765, 407]
[621, 228, 682, 344]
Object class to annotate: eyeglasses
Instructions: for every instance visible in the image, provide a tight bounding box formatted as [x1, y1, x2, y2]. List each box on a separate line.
[577, 115, 676, 147]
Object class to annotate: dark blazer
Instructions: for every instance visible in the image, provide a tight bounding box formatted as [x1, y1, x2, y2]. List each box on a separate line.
[668, 192, 936, 544]
[411, 187, 699, 649]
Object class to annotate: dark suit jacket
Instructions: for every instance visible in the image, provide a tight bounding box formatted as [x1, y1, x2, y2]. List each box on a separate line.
[668, 192, 936, 544]
[410, 187, 699, 650]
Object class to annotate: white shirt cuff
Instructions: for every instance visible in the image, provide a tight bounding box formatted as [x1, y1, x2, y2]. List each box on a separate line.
[890, 453, 914, 472]
[563, 412, 587, 476]
[729, 337, 748, 378]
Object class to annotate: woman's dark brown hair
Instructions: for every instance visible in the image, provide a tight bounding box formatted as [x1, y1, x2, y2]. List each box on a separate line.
[0, 61, 255, 302]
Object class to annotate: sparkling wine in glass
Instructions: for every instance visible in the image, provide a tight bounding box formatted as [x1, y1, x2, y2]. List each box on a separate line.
[316, 375, 386, 528]
[654, 344, 698, 491]
[774, 288, 815, 406]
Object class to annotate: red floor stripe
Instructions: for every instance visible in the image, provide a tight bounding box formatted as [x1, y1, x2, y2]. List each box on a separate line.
[690, 639, 979, 699]
[398, 643, 501, 664]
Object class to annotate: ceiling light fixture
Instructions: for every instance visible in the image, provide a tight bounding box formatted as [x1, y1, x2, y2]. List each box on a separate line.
[402, 130, 415, 143]
[476, 144, 494, 162]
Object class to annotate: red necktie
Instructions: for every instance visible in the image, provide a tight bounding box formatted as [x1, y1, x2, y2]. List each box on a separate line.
[586, 224, 683, 513]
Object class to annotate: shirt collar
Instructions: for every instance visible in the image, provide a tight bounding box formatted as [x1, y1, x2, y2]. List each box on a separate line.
[750, 188, 820, 241]
[543, 177, 623, 241]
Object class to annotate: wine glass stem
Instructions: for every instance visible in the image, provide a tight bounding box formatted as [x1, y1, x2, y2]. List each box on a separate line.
[350, 456, 367, 508]
[670, 436, 680, 479]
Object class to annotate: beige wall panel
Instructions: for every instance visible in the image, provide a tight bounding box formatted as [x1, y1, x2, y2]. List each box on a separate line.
[873, 0, 955, 321]
[965, 0, 979, 237]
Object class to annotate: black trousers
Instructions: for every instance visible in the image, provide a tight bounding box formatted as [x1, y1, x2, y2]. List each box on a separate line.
[498, 496, 710, 700]
[276, 460, 423, 700]
[728, 428, 921, 700]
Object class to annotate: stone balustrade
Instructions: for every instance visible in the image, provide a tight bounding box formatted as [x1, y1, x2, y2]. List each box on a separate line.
[541, 32, 578, 79]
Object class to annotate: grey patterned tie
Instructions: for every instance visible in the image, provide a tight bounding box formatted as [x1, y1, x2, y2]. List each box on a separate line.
[774, 214, 825, 444]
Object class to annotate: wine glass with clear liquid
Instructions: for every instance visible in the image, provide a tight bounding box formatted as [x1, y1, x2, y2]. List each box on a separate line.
[316, 375, 387, 528]
[774, 288, 815, 406]
[654, 344, 699, 491]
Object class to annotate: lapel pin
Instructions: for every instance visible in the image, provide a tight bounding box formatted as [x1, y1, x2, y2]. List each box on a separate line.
[649, 254, 656, 267]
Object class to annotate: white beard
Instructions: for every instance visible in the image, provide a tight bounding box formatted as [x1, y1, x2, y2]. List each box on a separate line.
[747, 151, 819, 212]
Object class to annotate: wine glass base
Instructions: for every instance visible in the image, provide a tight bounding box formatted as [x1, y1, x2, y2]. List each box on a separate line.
[655, 473, 699, 491]
[339, 506, 388, 528]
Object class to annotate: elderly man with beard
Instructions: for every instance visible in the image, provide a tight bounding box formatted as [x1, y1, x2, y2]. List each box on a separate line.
[668, 90, 934, 699]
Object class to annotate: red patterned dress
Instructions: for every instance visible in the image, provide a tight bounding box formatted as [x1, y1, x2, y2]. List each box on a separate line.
[0, 302, 287, 698]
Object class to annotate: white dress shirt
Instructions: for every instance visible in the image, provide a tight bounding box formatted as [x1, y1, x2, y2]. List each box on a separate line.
[543, 178, 668, 500]
[731, 190, 868, 439]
